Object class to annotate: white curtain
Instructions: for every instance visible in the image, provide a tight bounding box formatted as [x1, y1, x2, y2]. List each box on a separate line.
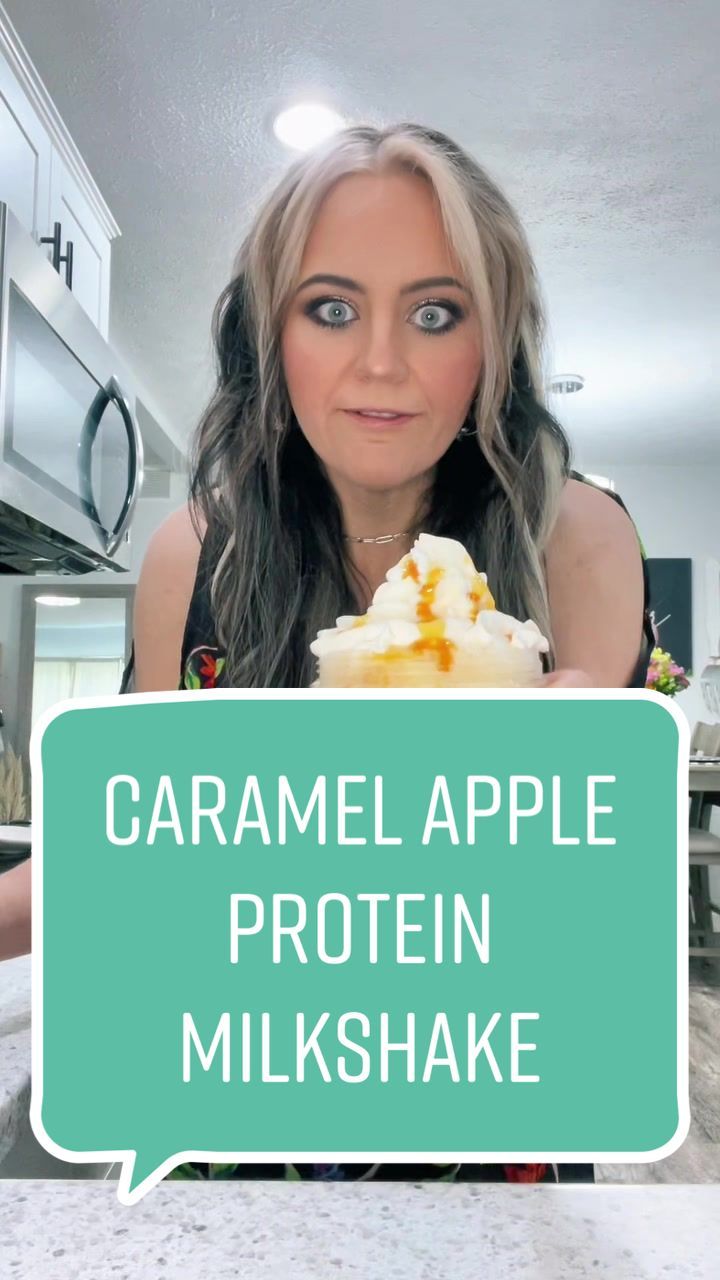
[31, 659, 125, 728]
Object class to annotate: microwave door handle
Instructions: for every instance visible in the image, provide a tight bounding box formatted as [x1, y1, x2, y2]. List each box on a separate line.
[78, 376, 144, 558]
[78, 387, 103, 525]
[105, 377, 143, 557]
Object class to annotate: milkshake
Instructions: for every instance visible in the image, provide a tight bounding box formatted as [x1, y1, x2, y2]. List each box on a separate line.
[310, 533, 549, 687]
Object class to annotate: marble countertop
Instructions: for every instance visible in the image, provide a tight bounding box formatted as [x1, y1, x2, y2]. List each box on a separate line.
[0, 1181, 719, 1278]
[0, 954, 31, 1164]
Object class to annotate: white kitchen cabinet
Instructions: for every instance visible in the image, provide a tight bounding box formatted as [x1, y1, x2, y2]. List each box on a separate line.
[0, 11, 118, 337]
[48, 148, 112, 336]
[0, 46, 51, 239]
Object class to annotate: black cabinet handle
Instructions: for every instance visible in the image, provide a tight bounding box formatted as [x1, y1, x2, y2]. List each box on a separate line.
[62, 239, 73, 290]
[39, 221, 74, 290]
[39, 221, 61, 271]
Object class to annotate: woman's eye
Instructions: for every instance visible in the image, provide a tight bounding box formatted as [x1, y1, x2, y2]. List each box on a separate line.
[411, 301, 462, 335]
[307, 298, 357, 328]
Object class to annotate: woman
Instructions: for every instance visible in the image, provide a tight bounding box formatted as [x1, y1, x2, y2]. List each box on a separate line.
[122, 122, 654, 1183]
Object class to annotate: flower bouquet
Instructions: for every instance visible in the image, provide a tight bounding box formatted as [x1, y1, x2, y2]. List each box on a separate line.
[645, 647, 691, 697]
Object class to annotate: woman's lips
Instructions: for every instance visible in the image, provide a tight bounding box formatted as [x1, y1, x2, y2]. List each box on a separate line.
[343, 410, 418, 426]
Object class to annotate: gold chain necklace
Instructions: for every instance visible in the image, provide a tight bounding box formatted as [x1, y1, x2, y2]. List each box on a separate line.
[342, 531, 412, 545]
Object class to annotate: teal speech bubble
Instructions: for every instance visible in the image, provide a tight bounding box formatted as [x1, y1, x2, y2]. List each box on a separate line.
[29, 689, 689, 1205]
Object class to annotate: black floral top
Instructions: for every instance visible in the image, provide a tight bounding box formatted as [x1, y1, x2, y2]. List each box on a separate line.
[117, 472, 655, 1183]
[182, 644, 226, 691]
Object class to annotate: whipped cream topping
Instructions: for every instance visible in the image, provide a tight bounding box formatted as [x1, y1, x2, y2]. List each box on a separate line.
[310, 533, 549, 660]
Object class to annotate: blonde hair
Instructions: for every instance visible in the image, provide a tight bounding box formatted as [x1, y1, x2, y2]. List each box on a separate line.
[189, 122, 572, 686]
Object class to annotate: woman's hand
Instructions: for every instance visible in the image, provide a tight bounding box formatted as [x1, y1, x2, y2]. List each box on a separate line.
[537, 668, 596, 688]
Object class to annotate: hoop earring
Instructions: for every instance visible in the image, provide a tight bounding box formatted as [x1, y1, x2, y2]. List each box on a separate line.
[457, 389, 479, 439]
[457, 382, 514, 440]
[276, 408, 296, 435]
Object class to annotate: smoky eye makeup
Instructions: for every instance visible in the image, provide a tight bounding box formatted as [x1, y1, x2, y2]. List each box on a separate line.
[302, 295, 466, 335]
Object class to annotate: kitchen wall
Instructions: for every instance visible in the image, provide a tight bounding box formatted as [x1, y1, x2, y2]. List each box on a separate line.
[0, 473, 188, 751]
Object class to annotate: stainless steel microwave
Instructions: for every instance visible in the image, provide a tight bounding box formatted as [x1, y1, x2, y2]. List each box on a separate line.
[0, 202, 143, 573]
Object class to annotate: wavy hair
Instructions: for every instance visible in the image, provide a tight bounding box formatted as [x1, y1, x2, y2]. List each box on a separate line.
[188, 121, 573, 686]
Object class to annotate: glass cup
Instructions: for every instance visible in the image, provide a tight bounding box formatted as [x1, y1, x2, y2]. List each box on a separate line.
[313, 645, 544, 688]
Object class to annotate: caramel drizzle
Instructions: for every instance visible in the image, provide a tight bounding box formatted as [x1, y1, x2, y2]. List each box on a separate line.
[469, 573, 496, 622]
[399, 559, 455, 670]
[362, 555, 497, 674]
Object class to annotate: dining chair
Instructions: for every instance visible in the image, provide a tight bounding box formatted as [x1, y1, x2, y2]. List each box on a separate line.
[690, 721, 720, 757]
[689, 827, 720, 957]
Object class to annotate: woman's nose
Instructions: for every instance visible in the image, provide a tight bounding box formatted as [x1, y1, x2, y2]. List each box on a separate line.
[353, 316, 410, 378]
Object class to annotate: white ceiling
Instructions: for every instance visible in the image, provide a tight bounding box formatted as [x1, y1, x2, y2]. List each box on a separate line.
[6, 0, 719, 467]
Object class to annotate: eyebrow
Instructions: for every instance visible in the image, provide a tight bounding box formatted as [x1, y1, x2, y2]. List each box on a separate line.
[294, 273, 470, 297]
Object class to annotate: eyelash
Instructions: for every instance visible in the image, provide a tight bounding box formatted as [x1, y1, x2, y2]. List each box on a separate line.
[304, 295, 465, 336]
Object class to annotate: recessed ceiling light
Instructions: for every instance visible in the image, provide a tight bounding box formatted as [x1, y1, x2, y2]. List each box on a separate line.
[548, 374, 585, 395]
[36, 595, 82, 607]
[273, 103, 346, 152]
